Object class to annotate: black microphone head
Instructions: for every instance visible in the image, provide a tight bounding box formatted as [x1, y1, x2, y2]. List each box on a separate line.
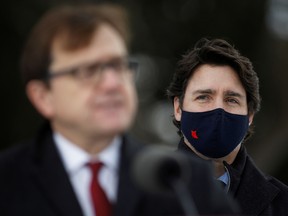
[132, 145, 191, 194]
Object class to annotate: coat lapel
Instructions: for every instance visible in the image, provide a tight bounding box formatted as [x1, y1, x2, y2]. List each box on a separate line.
[227, 147, 280, 215]
[29, 124, 84, 216]
[113, 136, 143, 216]
[235, 157, 280, 215]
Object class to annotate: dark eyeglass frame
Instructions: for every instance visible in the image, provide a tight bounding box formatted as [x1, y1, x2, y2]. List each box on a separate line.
[45, 56, 139, 81]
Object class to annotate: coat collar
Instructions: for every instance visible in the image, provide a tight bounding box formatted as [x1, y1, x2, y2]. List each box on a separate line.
[225, 146, 280, 215]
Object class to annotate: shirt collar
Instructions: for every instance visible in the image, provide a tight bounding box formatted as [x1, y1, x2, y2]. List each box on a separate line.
[53, 132, 121, 175]
[218, 172, 229, 185]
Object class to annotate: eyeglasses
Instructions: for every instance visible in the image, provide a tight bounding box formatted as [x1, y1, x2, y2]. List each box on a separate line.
[46, 57, 139, 82]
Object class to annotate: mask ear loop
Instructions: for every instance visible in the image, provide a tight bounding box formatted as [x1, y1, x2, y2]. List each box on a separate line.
[248, 110, 254, 126]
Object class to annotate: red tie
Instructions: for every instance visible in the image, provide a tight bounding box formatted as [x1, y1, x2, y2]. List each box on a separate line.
[88, 162, 111, 216]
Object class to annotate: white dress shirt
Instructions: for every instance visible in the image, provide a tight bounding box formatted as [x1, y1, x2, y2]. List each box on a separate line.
[54, 132, 121, 216]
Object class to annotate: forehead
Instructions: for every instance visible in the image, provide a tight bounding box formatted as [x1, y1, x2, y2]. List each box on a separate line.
[186, 64, 246, 95]
[50, 24, 127, 71]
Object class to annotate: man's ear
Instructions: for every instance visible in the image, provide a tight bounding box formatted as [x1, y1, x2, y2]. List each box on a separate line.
[173, 97, 182, 121]
[26, 80, 54, 119]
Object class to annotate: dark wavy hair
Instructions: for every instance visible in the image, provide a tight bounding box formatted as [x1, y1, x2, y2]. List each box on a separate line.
[167, 38, 261, 141]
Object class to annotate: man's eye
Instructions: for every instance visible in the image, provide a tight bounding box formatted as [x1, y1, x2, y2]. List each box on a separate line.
[196, 95, 209, 100]
[86, 63, 99, 72]
[226, 98, 239, 104]
[69, 68, 79, 76]
[77, 64, 99, 78]
[108, 60, 125, 71]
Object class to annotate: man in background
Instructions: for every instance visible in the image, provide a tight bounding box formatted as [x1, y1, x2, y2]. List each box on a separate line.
[0, 4, 237, 216]
[167, 38, 288, 215]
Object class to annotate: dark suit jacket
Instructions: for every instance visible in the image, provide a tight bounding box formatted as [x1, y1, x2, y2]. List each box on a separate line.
[0, 123, 237, 216]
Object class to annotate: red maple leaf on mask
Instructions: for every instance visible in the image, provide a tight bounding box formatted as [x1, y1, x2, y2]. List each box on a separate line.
[191, 130, 199, 139]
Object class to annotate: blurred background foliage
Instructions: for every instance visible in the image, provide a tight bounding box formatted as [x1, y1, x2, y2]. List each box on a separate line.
[1, 0, 288, 184]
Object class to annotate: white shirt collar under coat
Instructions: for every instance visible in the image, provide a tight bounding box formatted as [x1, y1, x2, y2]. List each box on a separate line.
[53, 132, 121, 176]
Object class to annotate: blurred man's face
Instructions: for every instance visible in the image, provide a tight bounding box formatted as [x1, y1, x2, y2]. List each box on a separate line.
[45, 24, 137, 140]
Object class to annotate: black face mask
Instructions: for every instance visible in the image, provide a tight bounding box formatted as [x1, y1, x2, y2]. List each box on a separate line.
[180, 108, 249, 158]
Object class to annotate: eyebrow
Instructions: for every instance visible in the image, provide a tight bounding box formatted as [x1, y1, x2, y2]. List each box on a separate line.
[224, 90, 245, 99]
[192, 89, 214, 95]
[192, 89, 245, 99]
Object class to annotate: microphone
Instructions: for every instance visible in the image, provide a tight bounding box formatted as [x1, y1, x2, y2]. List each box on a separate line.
[132, 146, 199, 215]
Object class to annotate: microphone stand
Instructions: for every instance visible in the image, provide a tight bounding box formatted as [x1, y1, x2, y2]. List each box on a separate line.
[169, 178, 199, 216]
[132, 146, 201, 216]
